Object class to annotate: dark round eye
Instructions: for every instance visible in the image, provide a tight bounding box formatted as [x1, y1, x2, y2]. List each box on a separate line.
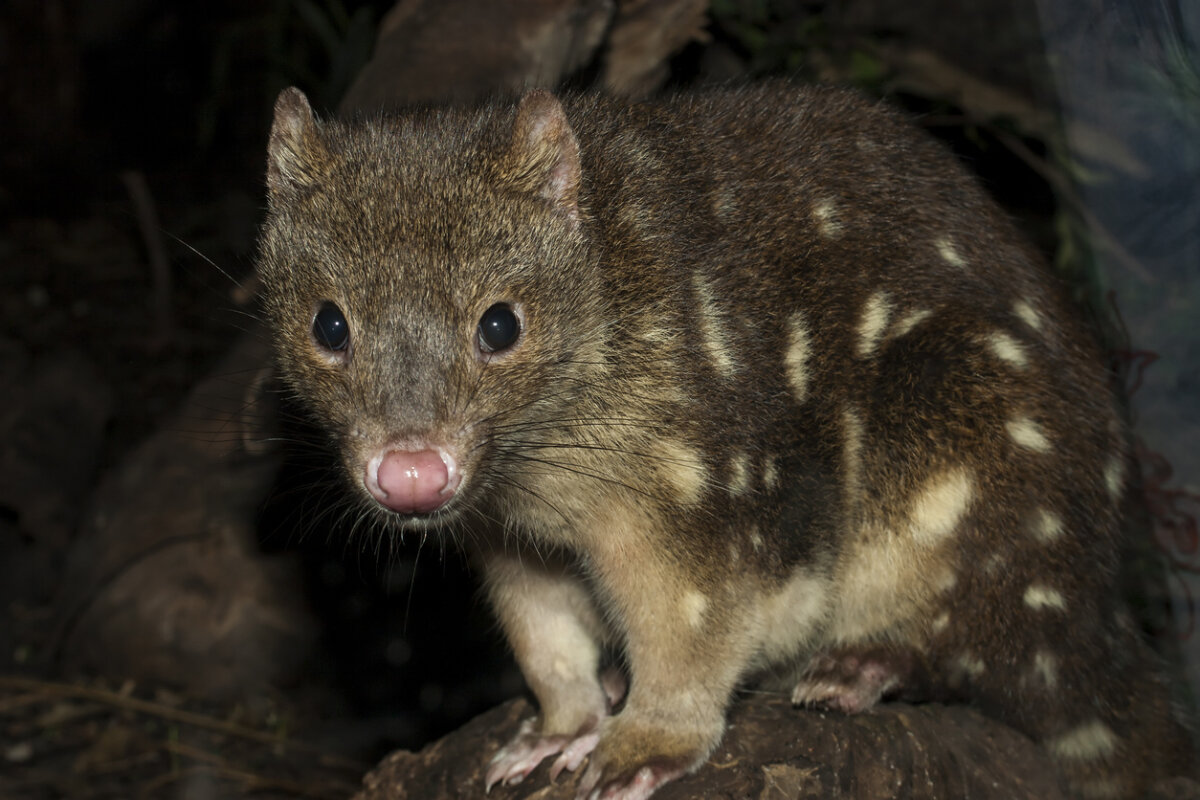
[312, 302, 350, 352]
[478, 303, 520, 353]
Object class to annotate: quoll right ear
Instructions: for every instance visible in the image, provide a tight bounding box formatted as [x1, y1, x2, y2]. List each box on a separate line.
[267, 87, 329, 196]
[500, 89, 582, 224]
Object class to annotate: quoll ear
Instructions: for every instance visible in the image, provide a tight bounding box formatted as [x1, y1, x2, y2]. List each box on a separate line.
[502, 89, 581, 223]
[267, 88, 328, 197]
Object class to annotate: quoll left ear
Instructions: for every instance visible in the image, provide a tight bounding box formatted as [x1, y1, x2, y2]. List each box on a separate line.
[267, 87, 331, 197]
[502, 89, 582, 223]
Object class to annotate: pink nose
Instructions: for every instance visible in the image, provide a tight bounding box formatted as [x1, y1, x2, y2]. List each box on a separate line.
[368, 448, 457, 514]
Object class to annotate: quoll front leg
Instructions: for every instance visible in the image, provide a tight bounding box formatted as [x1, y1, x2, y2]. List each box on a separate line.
[480, 550, 613, 789]
[568, 553, 757, 799]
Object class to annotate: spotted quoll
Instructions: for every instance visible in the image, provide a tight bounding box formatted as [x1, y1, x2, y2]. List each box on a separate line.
[256, 83, 1195, 799]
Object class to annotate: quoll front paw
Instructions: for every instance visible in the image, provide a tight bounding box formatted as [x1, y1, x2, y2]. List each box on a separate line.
[486, 717, 601, 791]
[573, 715, 716, 800]
[578, 759, 687, 800]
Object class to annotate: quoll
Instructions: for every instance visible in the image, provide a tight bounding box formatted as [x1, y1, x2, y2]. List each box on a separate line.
[256, 82, 1195, 799]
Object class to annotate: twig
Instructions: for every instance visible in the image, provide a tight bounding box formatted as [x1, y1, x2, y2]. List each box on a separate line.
[994, 130, 1156, 284]
[852, 41, 1156, 285]
[137, 763, 359, 799]
[873, 43, 1149, 177]
[120, 170, 174, 347]
[81, 749, 161, 776]
[0, 675, 366, 771]
[161, 739, 228, 767]
[0, 690, 56, 714]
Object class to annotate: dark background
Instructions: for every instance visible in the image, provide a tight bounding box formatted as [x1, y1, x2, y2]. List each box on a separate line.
[2, 1, 1197, 798]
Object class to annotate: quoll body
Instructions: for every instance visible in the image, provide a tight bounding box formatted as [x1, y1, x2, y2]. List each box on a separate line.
[257, 83, 1194, 799]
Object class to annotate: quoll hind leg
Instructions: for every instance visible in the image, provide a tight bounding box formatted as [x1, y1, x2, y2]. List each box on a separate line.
[578, 645, 933, 799]
[1023, 631, 1198, 799]
[929, 606, 1197, 799]
[792, 630, 1196, 796]
[791, 643, 944, 714]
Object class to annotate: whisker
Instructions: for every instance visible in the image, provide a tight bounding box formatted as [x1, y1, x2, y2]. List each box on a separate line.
[498, 451, 656, 500]
[166, 230, 250, 291]
[487, 473, 574, 530]
[488, 417, 669, 436]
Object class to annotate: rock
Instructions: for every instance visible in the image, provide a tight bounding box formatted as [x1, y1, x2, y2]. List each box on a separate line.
[55, 328, 316, 701]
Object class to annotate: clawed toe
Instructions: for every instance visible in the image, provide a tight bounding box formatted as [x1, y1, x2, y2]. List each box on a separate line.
[486, 719, 564, 790]
[550, 731, 600, 781]
[576, 761, 685, 800]
[486, 719, 604, 792]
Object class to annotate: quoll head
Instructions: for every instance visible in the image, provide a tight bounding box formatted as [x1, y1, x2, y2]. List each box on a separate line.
[256, 87, 604, 525]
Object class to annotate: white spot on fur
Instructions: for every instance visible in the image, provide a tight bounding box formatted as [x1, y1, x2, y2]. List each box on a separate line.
[1007, 417, 1051, 453]
[681, 590, 708, 629]
[856, 291, 892, 358]
[934, 568, 958, 593]
[616, 199, 652, 231]
[1105, 457, 1124, 499]
[1014, 299, 1044, 332]
[755, 569, 831, 665]
[1033, 650, 1058, 688]
[910, 468, 974, 546]
[957, 653, 985, 678]
[855, 134, 880, 155]
[1032, 508, 1065, 544]
[936, 237, 966, 268]
[931, 612, 950, 633]
[784, 312, 811, 402]
[1048, 719, 1120, 761]
[749, 526, 764, 552]
[762, 456, 780, 491]
[1024, 584, 1067, 611]
[728, 451, 751, 495]
[656, 440, 708, 506]
[710, 186, 738, 221]
[693, 274, 736, 379]
[638, 326, 675, 345]
[892, 308, 932, 339]
[812, 200, 842, 237]
[987, 331, 1028, 369]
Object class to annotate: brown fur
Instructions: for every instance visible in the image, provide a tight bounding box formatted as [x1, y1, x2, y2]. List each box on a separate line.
[257, 83, 1195, 798]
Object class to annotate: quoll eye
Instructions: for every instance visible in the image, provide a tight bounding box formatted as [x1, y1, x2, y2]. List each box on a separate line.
[312, 301, 350, 353]
[478, 303, 520, 353]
